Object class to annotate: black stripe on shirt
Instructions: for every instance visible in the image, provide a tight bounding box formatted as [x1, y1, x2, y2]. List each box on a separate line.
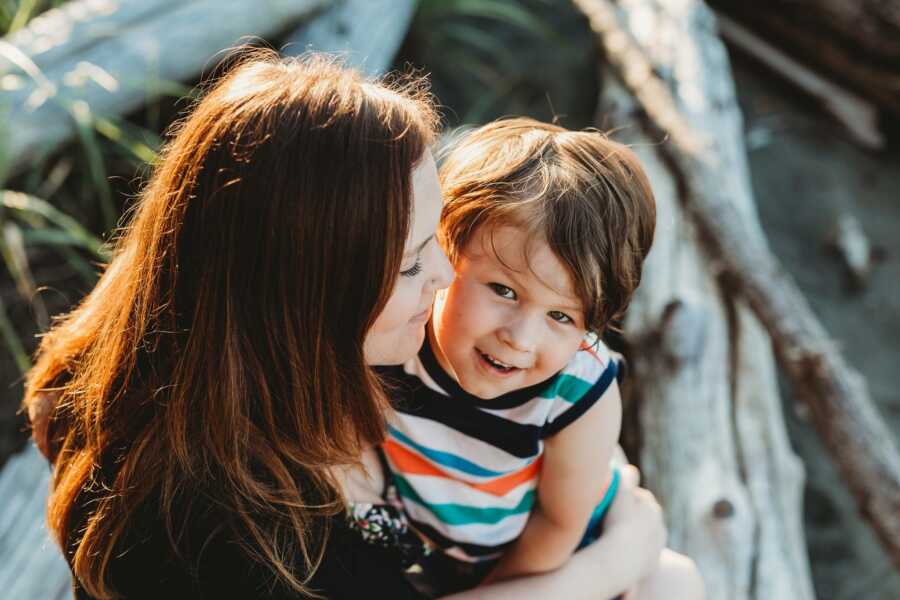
[418, 334, 559, 410]
[392, 380, 543, 458]
[540, 358, 618, 438]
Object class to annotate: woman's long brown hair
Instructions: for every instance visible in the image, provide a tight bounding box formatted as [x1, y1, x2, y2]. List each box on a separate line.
[23, 51, 437, 598]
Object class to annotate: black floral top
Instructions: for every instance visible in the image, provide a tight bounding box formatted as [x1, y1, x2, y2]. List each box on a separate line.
[71, 481, 436, 600]
[344, 451, 493, 598]
[347, 502, 431, 569]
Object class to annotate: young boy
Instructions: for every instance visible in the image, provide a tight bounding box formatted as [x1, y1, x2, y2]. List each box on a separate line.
[380, 118, 657, 593]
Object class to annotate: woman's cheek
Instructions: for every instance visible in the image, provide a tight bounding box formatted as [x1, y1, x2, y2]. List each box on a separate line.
[396, 278, 424, 323]
[373, 279, 415, 332]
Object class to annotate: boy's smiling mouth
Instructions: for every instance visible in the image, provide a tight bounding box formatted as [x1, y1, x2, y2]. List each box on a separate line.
[475, 348, 523, 375]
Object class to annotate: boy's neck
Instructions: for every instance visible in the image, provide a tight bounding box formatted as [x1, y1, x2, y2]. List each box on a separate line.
[426, 320, 460, 383]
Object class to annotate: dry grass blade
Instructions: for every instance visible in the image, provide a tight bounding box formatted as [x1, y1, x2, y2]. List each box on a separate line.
[93, 116, 158, 165]
[69, 100, 117, 231]
[1, 190, 107, 259]
[6, 0, 39, 33]
[0, 221, 48, 329]
[0, 293, 30, 374]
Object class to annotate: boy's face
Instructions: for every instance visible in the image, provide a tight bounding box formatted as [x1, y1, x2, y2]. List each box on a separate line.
[432, 225, 588, 399]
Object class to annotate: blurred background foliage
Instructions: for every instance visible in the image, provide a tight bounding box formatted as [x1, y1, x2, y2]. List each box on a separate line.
[404, 0, 597, 126]
[0, 0, 598, 459]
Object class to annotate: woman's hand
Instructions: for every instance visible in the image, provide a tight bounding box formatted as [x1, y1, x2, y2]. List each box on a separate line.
[603, 465, 667, 585]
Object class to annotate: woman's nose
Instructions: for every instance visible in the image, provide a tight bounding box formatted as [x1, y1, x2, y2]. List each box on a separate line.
[427, 243, 455, 291]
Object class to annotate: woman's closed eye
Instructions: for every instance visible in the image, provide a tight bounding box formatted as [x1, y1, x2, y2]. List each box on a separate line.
[488, 282, 516, 300]
[400, 259, 423, 278]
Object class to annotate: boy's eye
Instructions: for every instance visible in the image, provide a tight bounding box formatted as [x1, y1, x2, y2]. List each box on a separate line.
[548, 310, 573, 324]
[488, 283, 516, 300]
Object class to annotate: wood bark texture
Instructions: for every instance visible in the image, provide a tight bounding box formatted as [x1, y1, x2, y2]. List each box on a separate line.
[0, 0, 330, 178]
[576, 0, 900, 578]
[1, 0, 183, 76]
[576, 0, 819, 597]
[707, 0, 900, 118]
[284, 0, 418, 76]
[713, 12, 883, 150]
[0, 444, 70, 600]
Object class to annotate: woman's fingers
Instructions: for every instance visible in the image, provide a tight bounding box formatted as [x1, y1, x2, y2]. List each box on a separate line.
[601, 474, 670, 588]
[606, 470, 667, 553]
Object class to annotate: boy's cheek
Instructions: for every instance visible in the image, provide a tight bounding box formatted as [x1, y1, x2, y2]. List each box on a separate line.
[445, 310, 481, 349]
[440, 282, 483, 329]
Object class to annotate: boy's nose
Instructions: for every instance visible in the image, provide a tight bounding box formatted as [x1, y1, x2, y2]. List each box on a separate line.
[499, 316, 540, 354]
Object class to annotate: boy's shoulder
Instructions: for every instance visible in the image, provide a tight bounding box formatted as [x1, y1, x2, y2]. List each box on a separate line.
[537, 335, 622, 435]
[538, 334, 622, 408]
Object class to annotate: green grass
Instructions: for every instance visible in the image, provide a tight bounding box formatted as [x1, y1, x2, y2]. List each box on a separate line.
[0, 0, 165, 374]
[406, 0, 596, 126]
[0, 0, 598, 378]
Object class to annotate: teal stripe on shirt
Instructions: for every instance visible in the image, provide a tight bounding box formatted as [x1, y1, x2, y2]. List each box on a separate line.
[537, 373, 594, 403]
[388, 425, 507, 478]
[393, 474, 536, 526]
[538, 360, 618, 404]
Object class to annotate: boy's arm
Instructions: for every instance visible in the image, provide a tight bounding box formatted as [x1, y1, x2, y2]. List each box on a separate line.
[446, 464, 667, 600]
[483, 381, 623, 582]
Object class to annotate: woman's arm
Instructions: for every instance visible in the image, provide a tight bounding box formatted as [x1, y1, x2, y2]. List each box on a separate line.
[343, 449, 666, 600]
[445, 527, 631, 600]
[443, 465, 666, 600]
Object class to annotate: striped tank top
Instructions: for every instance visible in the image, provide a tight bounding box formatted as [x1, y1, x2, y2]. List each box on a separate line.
[379, 334, 622, 563]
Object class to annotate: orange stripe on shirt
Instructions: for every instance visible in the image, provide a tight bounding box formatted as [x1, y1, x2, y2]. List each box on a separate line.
[383, 438, 542, 497]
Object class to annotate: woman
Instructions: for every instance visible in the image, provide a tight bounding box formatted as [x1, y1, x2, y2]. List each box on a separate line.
[25, 52, 698, 599]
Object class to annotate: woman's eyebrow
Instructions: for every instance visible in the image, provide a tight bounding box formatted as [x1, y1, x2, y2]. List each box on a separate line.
[404, 234, 434, 258]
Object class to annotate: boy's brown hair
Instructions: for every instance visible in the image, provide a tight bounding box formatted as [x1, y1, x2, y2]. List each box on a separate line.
[439, 117, 656, 334]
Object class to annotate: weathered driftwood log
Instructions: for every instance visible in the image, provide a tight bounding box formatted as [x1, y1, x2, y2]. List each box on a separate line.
[0, 444, 69, 600]
[1, 0, 182, 77]
[577, 0, 900, 574]
[713, 12, 883, 150]
[0, 0, 330, 178]
[707, 0, 900, 120]
[824, 213, 884, 293]
[284, 0, 418, 76]
[577, 0, 818, 597]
